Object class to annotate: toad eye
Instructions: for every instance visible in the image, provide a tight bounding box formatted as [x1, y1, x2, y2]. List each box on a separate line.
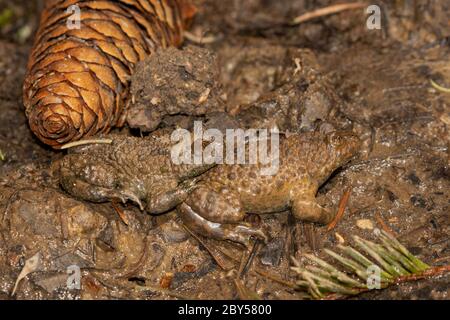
[334, 136, 343, 144]
[113, 180, 123, 189]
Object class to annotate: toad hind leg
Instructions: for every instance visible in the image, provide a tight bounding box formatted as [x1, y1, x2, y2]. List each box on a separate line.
[177, 202, 267, 246]
[146, 179, 198, 214]
[185, 185, 247, 224]
[291, 195, 334, 224]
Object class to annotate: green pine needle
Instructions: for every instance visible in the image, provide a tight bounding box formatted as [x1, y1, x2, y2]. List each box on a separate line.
[291, 230, 436, 299]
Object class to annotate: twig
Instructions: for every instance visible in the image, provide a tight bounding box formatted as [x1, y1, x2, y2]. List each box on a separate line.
[253, 269, 298, 289]
[184, 231, 300, 291]
[135, 284, 196, 300]
[211, 242, 301, 290]
[291, 2, 367, 25]
[182, 225, 232, 270]
[327, 188, 351, 232]
[112, 200, 129, 226]
[237, 240, 260, 278]
[388, 264, 449, 286]
[434, 256, 450, 263]
[11, 252, 41, 296]
[375, 212, 397, 237]
[60, 138, 113, 149]
[430, 79, 450, 93]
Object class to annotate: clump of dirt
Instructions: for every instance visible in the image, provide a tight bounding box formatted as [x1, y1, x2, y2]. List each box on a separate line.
[192, 0, 450, 49]
[128, 46, 225, 132]
[221, 44, 353, 134]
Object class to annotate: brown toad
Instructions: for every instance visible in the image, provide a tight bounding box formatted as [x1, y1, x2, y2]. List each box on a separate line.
[59, 129, 360, 245]
[178, 130, 361, 245]
[60, 130, 214, 214]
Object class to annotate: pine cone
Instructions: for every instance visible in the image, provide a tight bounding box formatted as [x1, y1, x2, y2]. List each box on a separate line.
[23, 0, 196, 149]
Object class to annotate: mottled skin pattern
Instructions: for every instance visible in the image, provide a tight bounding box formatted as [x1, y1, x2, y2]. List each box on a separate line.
[178, 131, 361, 245]
[60, 130, 360, 245]
[60, 130, 214, 214]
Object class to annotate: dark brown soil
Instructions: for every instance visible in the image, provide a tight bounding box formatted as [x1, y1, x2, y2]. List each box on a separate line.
[0, 0, 448, 300]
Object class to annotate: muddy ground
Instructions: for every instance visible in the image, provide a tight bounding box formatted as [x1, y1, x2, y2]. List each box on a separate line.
[0, 0, 448, 300]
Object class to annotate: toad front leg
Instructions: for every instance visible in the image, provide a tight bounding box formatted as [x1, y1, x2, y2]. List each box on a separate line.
[145, 179, 199, 214]
[177, 185, 267, 246]
[290, 185, 334, 224]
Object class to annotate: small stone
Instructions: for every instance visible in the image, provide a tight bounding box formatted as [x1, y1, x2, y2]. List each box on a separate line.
[356, 219, 374, 230]
[128, 46, 224, 132]
[159, 272, 174, 289]
[334, 232, 345, 244]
